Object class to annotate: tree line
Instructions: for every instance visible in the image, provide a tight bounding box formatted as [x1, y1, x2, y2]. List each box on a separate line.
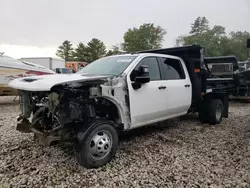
[56, 23, 166, 62]
[177, 17, 250, 61]
[56, 17, 250, 62]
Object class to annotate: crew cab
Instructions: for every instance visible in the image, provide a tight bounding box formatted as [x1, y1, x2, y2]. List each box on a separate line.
[8, 45, 229, 168]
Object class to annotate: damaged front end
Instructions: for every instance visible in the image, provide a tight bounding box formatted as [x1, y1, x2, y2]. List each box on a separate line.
[17, 90, 64, 145]
[17, 90, 47, 133]
[16, 76, 130, 146]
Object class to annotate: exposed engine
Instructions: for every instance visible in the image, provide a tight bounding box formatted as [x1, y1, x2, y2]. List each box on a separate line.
[17, 81, 121, 146]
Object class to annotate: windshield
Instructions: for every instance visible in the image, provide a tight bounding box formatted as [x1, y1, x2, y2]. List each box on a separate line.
[77, 55, 138, 76]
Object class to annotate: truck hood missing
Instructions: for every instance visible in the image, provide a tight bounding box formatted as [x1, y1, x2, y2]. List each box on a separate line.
[8, 74, 108, 91]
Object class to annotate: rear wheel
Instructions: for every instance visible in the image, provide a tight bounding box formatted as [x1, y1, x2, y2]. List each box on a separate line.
[74, 119, 119, 169]
[207, 99, 224, 125]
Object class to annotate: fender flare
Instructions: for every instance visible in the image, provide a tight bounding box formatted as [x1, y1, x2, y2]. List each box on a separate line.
[100, 96, 129, 128]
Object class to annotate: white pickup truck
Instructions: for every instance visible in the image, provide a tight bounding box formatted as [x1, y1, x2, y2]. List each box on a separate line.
[9, 45, 229, 168]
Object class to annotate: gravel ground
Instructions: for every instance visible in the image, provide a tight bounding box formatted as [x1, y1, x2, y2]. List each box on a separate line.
[0, 96, 250, 188]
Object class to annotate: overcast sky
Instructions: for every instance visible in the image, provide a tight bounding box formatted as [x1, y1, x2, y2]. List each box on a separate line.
[0, 0, 250, 58]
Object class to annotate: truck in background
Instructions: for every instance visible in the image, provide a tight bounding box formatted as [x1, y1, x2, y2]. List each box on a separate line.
[53, 67, 73, 74]
[202, 40, 250, 102]
[66, 61, 88, 73]
[20, 57, 66, 71]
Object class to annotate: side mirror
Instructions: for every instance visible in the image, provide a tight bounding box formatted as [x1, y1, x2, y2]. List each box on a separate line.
[131, 65, 150, 90]
[247, 39, 250, 48]
[134, 65, 150, 84]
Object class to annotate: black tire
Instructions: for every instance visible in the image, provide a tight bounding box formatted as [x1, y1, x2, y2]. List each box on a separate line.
[207, 99, 224, 125]
[74, 119, 119, 169]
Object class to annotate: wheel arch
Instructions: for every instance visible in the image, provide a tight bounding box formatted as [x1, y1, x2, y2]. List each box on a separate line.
[99, 96, 129, 130]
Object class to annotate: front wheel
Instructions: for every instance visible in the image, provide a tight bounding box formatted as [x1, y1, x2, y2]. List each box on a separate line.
[74, 119, 119, 169]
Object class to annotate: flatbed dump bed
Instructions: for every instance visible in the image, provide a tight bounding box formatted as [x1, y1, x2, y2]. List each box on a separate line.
[206, 78, 235, 93]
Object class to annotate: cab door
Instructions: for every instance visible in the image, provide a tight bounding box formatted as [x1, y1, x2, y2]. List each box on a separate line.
[158, 56, 192, 116]
[127, 56, 169, 129]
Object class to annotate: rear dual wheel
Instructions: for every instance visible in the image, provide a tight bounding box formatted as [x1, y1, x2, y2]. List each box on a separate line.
[199, 99, 223, 125]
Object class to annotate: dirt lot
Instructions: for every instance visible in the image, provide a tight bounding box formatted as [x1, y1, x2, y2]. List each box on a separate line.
[0, 96, 250, 188]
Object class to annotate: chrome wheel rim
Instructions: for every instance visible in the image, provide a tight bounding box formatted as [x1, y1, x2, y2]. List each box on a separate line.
[215, 105, 222, 121]
[89, 130, 112, 160]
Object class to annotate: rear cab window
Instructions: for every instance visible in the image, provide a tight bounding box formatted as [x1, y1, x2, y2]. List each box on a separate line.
[160, 57, 186, 80]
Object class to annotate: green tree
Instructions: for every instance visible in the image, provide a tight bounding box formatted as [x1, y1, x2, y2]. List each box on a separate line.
[177, 25, 227, 56]
[212, 25, 226, 36]
[122, 23, 167, 52]
[73, 42, 88, 62]
[106, 44, 123, 56]
[85, 38, 107, 62]
[56, 40, 74, 61]
[176, 17, 250, 61]
[190, 16, 209, 34]
[228, 31, 250, 60]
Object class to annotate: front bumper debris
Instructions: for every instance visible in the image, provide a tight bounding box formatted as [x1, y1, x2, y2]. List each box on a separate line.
[16, 116, 61, 146]
[34, 134, 61, 146]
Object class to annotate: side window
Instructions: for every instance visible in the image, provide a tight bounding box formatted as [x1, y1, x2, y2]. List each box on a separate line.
[161, 57, 185, 80]
[135, 57, 161, 81]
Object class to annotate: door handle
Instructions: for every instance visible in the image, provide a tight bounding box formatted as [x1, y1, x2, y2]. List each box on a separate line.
[184, 84, 190, 87]
[158, 86, 166, 90]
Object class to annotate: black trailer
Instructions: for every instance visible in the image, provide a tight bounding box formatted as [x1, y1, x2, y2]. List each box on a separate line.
[138, 45, 230, 124]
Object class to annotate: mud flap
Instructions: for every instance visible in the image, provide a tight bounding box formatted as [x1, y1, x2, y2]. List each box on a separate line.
[221, 95, 229, 118]
[16, 117, 61, 146]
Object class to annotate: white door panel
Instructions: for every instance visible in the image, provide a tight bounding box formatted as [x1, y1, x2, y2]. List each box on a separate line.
[163, 80, 192, 116]
[128, 81, 168, 128]
[159, 57, 192, 116]
[127, 56, 169, 129]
